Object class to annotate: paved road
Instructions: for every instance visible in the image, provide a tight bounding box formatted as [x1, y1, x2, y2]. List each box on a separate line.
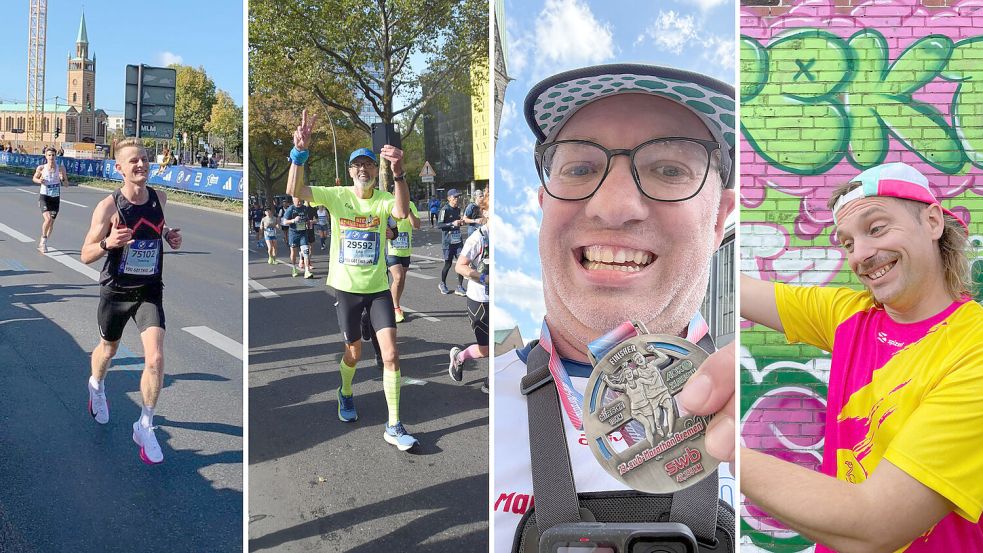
[0, 171, 243, 552]
[248, 222, 489, 552]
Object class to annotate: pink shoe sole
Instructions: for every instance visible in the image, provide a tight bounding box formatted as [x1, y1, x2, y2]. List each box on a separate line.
[132, 432, 163, 465]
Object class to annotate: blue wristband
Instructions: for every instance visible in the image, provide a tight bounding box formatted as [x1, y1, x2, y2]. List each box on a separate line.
[290, 147, 310, 166]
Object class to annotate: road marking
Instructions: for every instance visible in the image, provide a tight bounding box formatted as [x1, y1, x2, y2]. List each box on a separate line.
[249, 279, 279, 298]
[406, 271, 436, 280]
[182, 326, 243, 360]
[411, 253, 444, 262]
[17, 188, 86, 206]
[0, 317, 43, 326]
[45, 248, 100, 281]
[0, 223, 33, 243]
[400, 306, 440, 322]
[403, 378, 427, 386]
[0, 258, 28, 271]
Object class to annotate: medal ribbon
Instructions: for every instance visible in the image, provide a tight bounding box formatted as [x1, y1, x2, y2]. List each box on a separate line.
[540, 312, 709, 432]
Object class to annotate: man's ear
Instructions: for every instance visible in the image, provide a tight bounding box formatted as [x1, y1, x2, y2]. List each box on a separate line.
[922, 203, 945, 241]
[713, 189, 735, 249]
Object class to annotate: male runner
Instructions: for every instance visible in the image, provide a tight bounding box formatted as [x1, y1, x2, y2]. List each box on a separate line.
[80, 137, 183, 465]
[462, 188, 484, 238]
[286, 110, 418, 451]
[428, 196, 440, 227]
[436, 189, 466, 295]
[32, 147, 69, 253]
[387, 201, 421, 323]
[283, 197, 313, 278]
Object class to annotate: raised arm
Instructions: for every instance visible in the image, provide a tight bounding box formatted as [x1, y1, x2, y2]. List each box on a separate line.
[380, 145, 409, 220]
[286, 109, 317, 203]
[740, 273, 784, 333]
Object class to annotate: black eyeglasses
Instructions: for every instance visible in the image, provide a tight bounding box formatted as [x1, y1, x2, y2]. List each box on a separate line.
[349, 161, 377, 170]
[535, 138, 723, 202]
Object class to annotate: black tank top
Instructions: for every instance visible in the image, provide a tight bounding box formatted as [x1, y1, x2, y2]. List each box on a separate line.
[100, 187, 166, 289]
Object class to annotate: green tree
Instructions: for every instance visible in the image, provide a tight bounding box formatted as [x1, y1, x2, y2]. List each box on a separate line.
[250, 0, 488, 186]
[206, 90, 244, 165]
[172, 64, 217, 162]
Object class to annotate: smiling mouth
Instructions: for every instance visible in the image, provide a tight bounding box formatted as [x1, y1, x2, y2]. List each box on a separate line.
[580, 245, 655, 273]
[864, 261, 896, 281]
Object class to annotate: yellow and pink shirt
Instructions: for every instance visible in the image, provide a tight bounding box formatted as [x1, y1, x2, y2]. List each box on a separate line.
[776, 284, 983, 553]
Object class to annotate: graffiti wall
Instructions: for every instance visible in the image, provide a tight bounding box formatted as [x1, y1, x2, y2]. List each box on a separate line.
[740, 0, 983, 550]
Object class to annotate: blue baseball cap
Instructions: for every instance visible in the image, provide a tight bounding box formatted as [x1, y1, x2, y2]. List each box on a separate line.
[348, 148, 377, 164]
[447, 188, 462, 197]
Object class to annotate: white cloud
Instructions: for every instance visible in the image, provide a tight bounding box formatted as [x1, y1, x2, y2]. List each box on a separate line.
[497, 268, 546, 323]
[157, 51, 184, 66]
[505, 16, 530, 76]
[645, 11, 699, 55]
[499, 166, 517, 191]
[494, 218, 529, 258]
[704, 35, 736, 70]
[491, 303, 517, 331]
[688, 0, 729, 10]
[535, 0, 614, 66]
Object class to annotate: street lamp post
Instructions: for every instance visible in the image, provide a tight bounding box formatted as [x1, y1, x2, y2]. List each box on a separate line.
[326, 114, 339, 185]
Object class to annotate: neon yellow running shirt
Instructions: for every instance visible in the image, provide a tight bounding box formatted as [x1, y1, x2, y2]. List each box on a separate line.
[388, 202, 419, 257]
[310, 186, 395, 294]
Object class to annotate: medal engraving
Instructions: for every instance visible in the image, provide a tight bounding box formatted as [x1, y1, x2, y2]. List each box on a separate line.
[585, 333, 717, 493]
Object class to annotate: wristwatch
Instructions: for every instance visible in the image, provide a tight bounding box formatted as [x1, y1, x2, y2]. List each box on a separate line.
[393, 173, 406, 181]
[99, 238, 109, 251]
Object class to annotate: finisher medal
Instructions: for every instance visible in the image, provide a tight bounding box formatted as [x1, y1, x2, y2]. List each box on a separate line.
[584, 321, 717, 494]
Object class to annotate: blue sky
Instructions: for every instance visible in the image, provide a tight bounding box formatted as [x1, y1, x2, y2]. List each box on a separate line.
[493, 0, 736, 341]
[0, 0, 244, 113]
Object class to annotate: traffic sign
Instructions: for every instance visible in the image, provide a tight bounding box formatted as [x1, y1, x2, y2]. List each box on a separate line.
[124, 64, 176, 139]
[420, 161, 436, 178]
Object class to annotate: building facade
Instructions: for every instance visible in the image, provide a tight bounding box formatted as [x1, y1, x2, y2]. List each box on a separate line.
[0, 13, 107, 150]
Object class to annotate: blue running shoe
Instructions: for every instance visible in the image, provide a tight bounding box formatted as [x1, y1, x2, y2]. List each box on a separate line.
[438, 282, 450, 295]
[383, 421, 418, 451]
[337, 388, 358, 422]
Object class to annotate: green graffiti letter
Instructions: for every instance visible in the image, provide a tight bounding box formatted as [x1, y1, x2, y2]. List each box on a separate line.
[944, 37, 983, 168]
[741, 30, 852, 175]
[845, 30, 963, 172]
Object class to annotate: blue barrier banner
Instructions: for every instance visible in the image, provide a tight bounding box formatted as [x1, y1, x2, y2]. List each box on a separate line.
[1, 152, 243, 200]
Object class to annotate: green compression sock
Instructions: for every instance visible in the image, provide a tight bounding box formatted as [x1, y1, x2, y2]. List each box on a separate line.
[340, 360, 356, 396]
[383, 369, 401, 426]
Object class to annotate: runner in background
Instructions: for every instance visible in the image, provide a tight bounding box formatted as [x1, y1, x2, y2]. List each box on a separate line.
[387, 202, 421, 323]
[261, 207, 279, 264]
[32, 147, 69, 253]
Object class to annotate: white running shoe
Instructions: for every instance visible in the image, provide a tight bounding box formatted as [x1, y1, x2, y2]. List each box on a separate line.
[38, 238, 47, 253]
[132, 421, 164, 465]
[87, 380, 110, 424]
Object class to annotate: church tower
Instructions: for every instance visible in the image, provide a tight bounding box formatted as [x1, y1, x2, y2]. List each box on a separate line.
[66, 11, 96, 140]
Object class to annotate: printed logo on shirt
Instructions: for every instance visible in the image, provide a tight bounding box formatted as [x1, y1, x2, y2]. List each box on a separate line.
[339, 216, 380, 230]
[876, 332, 905, 347]
[494, 491, 535, 515]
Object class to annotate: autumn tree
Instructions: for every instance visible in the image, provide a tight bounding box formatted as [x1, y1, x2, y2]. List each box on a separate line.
[206, 90, 244, 165]
[172, 64, 217, 162]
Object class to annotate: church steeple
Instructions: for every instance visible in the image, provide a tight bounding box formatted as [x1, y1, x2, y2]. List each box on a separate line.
[75, 12, 89, 59]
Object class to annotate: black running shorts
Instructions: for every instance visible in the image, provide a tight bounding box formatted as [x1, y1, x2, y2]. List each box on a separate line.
[39, 194, 60, 217]
[335, 289, 395, 344]
[97, 285, 165, 342]
[467, 298, 489, 346]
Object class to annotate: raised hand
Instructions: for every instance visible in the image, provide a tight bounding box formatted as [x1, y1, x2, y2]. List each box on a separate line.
[108, 216, 133, 249]
[293, 109, 318, 151]
[379, 144, 404, 174]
